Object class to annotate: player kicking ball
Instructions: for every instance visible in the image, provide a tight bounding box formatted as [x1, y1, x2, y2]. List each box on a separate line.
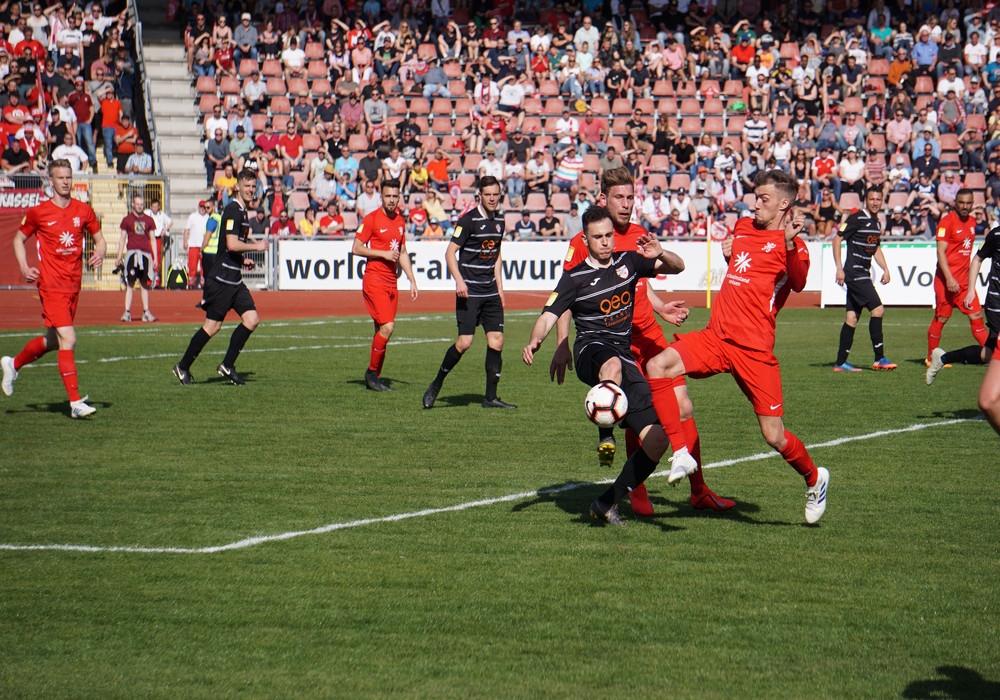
[173, 169, 268, 386]
[831, 186, 896, 371]
[644, 169, 830, 524]
[522, 206, 694, 526]
[927, 223, 1000, 435]
[1, 159, 105, 418]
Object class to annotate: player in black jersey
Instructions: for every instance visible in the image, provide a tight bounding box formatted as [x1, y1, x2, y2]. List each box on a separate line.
[522, 206, 687, 526]
[173, 168, 268, 386]
[423, 176, 516, 409]
[927, 226, 1000, 433]
[832, 186, 897, 372]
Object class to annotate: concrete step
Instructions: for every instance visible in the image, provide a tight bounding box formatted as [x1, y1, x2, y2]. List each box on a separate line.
[143, 45, 186, 62]
[160, 137, 205, 157]
[148, 81, 196, 100]
[162, 154, 208, 174]
[151, 99, 200, 118]
[153, 115, 202, 134]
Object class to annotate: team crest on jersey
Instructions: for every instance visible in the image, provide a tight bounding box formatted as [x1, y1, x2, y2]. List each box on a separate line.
[616, 265, 629, 279]
[72, 217, 80, 228]
[762, 242, 776, 253]
[734, 251, 752, 273]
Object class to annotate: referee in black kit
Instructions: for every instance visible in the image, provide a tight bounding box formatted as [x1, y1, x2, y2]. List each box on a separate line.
[832, 185, 897, 372]
[423, 176, 516, 409]
[173, 168, 269, 386]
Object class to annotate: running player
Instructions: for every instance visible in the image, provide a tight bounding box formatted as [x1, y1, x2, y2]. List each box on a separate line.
[1, 159, 105, 418]
[423, 176, 515, 409]
[551, 167, 729, 515]
[173, 168, 268, 386]
[115, 193, 158, 323]
[522, 206, 691, 525]
[351, 178, 419, 392]
[832, 185, 896, 371]
[645, 169, 830, 524]
[927, 189, 989, 363]
[927, 224, 1000, 414]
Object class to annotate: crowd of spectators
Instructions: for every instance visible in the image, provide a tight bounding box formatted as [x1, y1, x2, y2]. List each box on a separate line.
[0, 1, 140, 183]
[189, 0, 999, 241]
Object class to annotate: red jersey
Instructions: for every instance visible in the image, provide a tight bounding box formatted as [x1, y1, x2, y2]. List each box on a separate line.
[936, 212, 976, 285]
[120, 212, 156, 254]
[563, 223, 658, 335]
[710, 218, 808, 352]
[356, 206, 405, 286]
[20, 198, 101, 293]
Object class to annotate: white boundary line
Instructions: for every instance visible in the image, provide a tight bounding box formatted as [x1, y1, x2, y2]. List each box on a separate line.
[0, 418, 976, 555]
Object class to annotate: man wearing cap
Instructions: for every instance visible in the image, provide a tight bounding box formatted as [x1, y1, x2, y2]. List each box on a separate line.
[886, 206, 913, 237]
[310, 163, 339, 211]
[229, 125, 254, 168]
[124, 139, 152, 177]
[183, 201, 210, 288]
[513, 210, 538, 239]
[234, 12, 258, 64]
[243, 70, 267, 114]
[913, 128, 941, 160]
[227, 103, 253, 139]
[887, 155, 912, 191]
[495, 73, 526, 129]
[405, 195, 428, 237]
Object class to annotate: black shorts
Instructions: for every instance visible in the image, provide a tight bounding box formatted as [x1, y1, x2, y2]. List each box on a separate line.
[125, 250, 153, 288]
[575, 340, 658, 434]
[456, 295, 504, 335]
[845, 278, 883, 315]
[203, 279, 256, 322]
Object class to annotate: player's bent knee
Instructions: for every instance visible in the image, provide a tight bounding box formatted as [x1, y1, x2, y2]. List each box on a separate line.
[455, 335, 474, 353]
[871, 306, 885, 318]
[639, 424, 668, 460]
[379, 321, 395, 338]
[597, 356, 623, 384]
[486, 332, 504, 351]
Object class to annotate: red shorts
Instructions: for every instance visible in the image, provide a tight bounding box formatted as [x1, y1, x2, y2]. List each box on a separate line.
[632, 323, 687, 390]
[673, 327, 784, 416]
[934, 276, 982, 318]
[363, 282, 398, 325]
[39, 288, 79, 328]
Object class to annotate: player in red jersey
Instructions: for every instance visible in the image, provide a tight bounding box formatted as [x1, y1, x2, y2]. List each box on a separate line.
[115, 193, 158, 323]
[1, 159, 105, 418]
[927, 189, 989, 363]
[645, 169, 830, 524]
[352, 178, 419, 391]
[551, 167, 733, 515]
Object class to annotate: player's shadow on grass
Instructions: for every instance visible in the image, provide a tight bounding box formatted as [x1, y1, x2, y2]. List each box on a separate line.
[903, 665, 1000, 699]
[18, 399, 112, 416]
[512, 480, 684, 532]
[207, 371, 256, 384]
[643, 488, 788, 526]
[916, 408, 983, 421]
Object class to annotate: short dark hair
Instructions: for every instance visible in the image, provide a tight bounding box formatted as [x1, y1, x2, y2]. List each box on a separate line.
[754, 168, 798, 201]
[582, 205, 612, 234]
[956, 187, 974, 199]
[237, 168, 257, 183]
[865, 185, 883, 198]
[478, 175, 501, 191]
[381, 178, 401, 191]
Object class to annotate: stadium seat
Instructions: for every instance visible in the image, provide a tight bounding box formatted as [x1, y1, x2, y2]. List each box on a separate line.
[680, 117, 702, 136]
[742, 193, 756, 208]
[775, 115, 791, 133]
[582, 154, 600, 172]
[646, 173, 668, 191]
[271, 114, 289, 131]
[311, 79, 332, 97]
[543, 97, 564, 114]
[867, 133, 886, 152]
[305, 42, 325, 59]
[887, 192, 908, 209]
[674, 81, 697, 97]
[289, 192, 310, 210]
[430, 116, 452, 135]
[679, 98, 701, 117]
[974, 191, 986, 206]
[302, 133, 321, 151]
[635, 98, 655, 115]
[523, 97, 542, 114]
[266, 77, 286, 95]
[448, 80, 467, 98]
[237, 59, 258, 77]
[656, 98, 678, 116]
[453, 115, 472, 133]
[251, 113, 268, 131]
[648, 155, 670, 173]
[779, 42, 801, 66]
[195, 76, 217, 94]
[261, 59, 282, 76]
[967, 113, 987, 133]
[457, 172, 476, 191]
[431, 98, 453, 117]
[420, 134, 440, 151]
[342, 212, 358, 230]
[550, 192, 571, 210]
[525, 192, 547, 211]
[538, 80, 560, 96]
[463, 153, 481, 171]
[198, 94, 219, 113]
[843, 97, 863, 114]
[668, 173, 689, 191]
[290, 170, 309, 190]
[387, 97, 407, 114]
[869, 58, 889, 76]
[610, 117, 630, 133]
[839, 192, 861, 210]
[443, 62, 462, 79]
[417, 43, 438, 61]
[612, 98, 632, 114]
[348, 133, 368, 151]
[219, 75, 240, 95]
[726, 115, 745, 136]
[915, 76, 934, 95]
[579, 172, 596, 191]
[606, 136, 625, 152]
[521, 115, 542, 134]
[382, 78, 399, 94]
[270, 95, 291, 114]
[703, 116, 725, 137]
[652, 80, 674, 97]
[940, 134, 960, 152]
[307, 61, 328, 79]
[409, 97, 431, 114]
[703, 98, 725, 115]
[723, 80, 744, 99]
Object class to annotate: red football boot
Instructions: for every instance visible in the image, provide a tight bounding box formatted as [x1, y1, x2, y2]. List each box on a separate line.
[690, 489, 736, 511]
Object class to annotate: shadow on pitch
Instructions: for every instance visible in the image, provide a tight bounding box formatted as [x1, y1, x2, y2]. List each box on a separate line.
[205, 371, 257, 385]
[902, 665, 1000, 699]
[644, 488, 801, 527]
[916, 408, 983, 421]
[16, 399, 112, 416]
[512, 480, 684, 532]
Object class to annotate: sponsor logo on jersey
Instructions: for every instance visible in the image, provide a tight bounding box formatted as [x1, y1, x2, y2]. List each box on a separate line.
[734, 251, 752, 274]
[59, 231, 74, 247]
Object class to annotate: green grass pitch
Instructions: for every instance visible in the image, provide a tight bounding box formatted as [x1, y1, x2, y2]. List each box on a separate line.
[1, 308, 997, 698]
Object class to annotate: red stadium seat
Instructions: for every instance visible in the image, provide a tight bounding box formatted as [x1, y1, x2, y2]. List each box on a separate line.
[195, 76, 217, 94]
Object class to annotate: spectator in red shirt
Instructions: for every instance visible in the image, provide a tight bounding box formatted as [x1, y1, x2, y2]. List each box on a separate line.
[278, 121, 304, 173]
[99, 85, 122, 169]
[810, 145, 842, 202]
[730, 33, 755, 79]
[67, 76, 97, 172]
[407, 194, 429, 237]
[115, 194, 158, 322]
[269, 209, 294, 237]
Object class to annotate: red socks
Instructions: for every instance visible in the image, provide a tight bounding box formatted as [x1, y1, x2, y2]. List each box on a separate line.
[972, 317, 989, 346]
[779, 429, 817, 486]
[369, 332, 388, 374]
[648, 377, 688, 453]
[683, 417, 708, 493]
[57, 350, 80, 402]
[927, 318, 945, 359]
[14, 336, 49, 370]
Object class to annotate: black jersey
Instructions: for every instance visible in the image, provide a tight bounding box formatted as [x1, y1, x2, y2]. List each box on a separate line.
[212, 199, 252, 286]
[543, 251, 657, 355]
[976, 227, 1000, 331]
[452, 205, 505, 297]
[838, 208, 882, 283]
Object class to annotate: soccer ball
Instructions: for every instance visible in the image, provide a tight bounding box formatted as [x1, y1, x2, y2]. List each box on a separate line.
[584, 381, 629, 428]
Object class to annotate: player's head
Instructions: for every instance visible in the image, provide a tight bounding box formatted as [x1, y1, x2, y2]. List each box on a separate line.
[477, 175, 502, 213]
[863, 185, 883, 213]
[954, 188, 974, 220]
[237, 168, 257, 202]
[752, 169, 798, 229]
[131, 193, 144, 214]
[380, 178, 401, 215]
[48, 158, 73, 196]
[582, 205, 615, 263]
[598, 167, 634, 231]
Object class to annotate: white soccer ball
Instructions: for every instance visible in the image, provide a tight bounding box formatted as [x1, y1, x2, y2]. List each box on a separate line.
[585, 381, 629, 428]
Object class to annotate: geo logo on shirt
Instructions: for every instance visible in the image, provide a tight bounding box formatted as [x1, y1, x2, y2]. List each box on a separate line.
[734, 251, 752, 274]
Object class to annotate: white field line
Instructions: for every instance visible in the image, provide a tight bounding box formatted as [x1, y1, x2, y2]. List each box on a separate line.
[0, 418, 976, 555]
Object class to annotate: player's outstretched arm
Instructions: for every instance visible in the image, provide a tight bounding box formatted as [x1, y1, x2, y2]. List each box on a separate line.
[637, 234, 685, 275]
[524, 311, 558, 366]
[648, 285, 689, 326]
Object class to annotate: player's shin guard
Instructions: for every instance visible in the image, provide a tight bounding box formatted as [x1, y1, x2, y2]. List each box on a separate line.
[648, 377, 688, 453]
[779, 429, 818, 486]
[942, 345, 986, 365]
[600, 448, 658, 505]
[928, 318, 945, 358]
[682, 417, 708, 494]
[485, 347, 502, 401]
[971, 317, 989, 346]
[222, 324, 254, 369]
[369, 332, 389, 373]
[434, 344, 463, 385]
[869, 316, 885, 361]
[57, 349, 80, 402]
[179, 328, 212, 370]
[14, 335, 49, 370]
[836, 323, 856, 365]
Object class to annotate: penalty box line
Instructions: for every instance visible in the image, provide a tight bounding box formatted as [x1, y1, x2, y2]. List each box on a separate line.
[0, 418, 976, 555]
